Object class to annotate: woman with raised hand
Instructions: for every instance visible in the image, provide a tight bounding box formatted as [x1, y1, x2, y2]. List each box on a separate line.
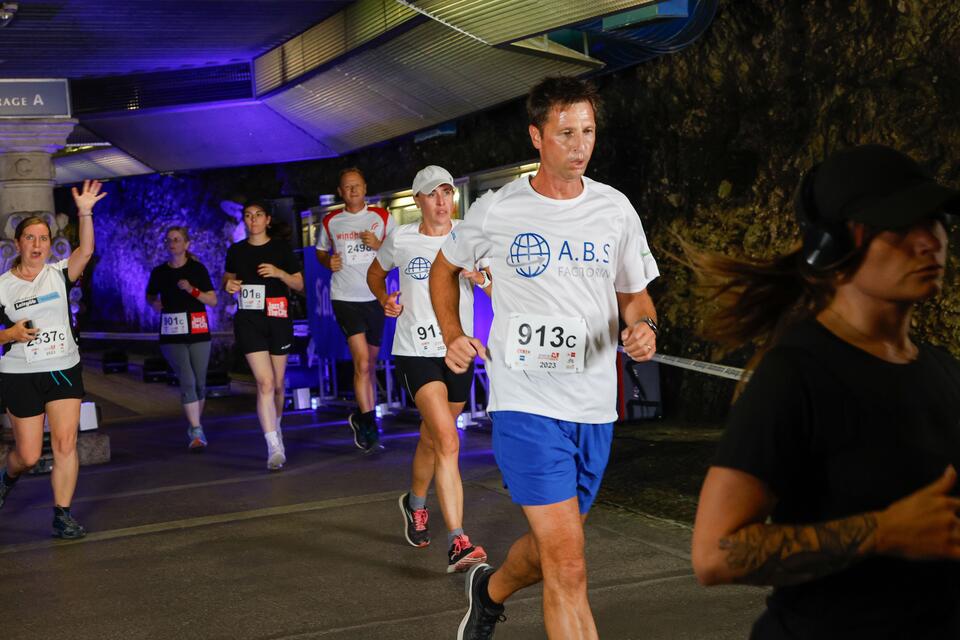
[0, 179, 104, 539]
[147, 226, 218, 450]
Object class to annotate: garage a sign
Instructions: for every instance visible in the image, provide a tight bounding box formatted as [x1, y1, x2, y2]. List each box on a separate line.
[0, 79, 71, 117]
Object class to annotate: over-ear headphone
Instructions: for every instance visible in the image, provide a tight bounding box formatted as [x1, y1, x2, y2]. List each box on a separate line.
[794, 163, 853, 269]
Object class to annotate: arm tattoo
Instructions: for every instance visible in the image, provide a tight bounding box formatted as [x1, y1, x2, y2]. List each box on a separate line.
[718, 513, 878, 586]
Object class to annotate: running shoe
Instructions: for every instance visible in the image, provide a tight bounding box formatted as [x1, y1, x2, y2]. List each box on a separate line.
[398, 492, 430, 547]
[52, 512, 87, 539]
[187, 426, 207, 450]
[448, 534, 487, 573]
[457, 563, 505, 640]
[266, 442, 286, 471]
[347, 412, 368, 450]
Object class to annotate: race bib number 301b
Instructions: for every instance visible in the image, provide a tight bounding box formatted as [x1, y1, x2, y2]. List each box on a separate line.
[411, 322, 445, 357]
[239, 284, 265, 310]
[343, 239, 376, 266]
[25, 324, 70, 363]
[505, 314, 586, 373]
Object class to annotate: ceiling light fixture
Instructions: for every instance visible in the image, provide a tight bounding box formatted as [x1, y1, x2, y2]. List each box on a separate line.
[0, 2, 18, 28]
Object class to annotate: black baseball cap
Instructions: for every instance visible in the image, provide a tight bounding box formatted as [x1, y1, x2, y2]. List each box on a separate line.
[810, 144, 960, 228]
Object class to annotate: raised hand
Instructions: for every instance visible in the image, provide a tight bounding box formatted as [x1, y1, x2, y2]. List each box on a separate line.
[71, 179, 107, 214]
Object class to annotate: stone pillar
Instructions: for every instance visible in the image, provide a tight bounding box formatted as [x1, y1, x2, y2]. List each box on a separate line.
[0, 118, 77, 240]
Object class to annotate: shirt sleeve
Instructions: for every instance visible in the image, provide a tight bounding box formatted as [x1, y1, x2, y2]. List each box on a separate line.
[146, 266, 161, 296]
[376, 228, 398, 271]
[316, 216, 332, 252]
[614, 202, 659, 293]
[440, 195, 492, 270]
[224, 244, 237, 275]
[713, 347, 813, 498]
[282, 243, 302, 276]
[195, 263, 214, 292]
[384, 213, 398, 240]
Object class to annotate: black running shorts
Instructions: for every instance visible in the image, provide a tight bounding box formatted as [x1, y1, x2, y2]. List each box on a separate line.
[332, 300, 385, 346]
[394, 355, 474, 403]
[234, 312, 294, 356]
[1, 362, 85, 418]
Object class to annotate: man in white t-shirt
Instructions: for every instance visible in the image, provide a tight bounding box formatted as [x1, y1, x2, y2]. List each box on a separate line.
[316, 167, 397, 451]
[368, 165, 491, 574]
[431, 77, 660, 639]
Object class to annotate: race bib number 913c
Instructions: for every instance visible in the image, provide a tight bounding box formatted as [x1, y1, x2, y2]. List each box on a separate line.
[505, 314, 585, 373]
[25, 324, 70, 363]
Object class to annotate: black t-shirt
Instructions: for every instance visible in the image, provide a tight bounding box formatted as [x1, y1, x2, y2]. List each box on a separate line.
[146, 260, 215, 344]
[715, 319, 960, 637]
[224, 239, 302, 318]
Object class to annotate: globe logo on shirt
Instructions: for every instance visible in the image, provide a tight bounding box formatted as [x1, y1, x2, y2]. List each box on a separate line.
[507, 232, 551, 278]
[405, 256, 432, 280]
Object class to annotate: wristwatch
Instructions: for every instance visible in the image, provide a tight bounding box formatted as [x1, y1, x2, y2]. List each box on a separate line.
[639, 316, 658, 337]
[478, 271, 492, 288]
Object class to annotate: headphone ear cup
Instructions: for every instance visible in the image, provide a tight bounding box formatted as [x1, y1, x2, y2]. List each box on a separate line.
[794, 164, 853, 269]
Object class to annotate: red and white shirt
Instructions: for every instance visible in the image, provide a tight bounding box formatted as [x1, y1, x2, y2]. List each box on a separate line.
[316, 206, 397, 302]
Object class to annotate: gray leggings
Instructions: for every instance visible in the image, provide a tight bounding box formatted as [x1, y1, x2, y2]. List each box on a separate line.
[160, 341, 211, 405]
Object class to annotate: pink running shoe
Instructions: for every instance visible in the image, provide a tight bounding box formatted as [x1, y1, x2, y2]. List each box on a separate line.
[448, 534, 487, 573]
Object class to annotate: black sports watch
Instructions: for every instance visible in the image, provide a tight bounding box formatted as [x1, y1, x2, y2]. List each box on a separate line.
[640, 316, 658, 337]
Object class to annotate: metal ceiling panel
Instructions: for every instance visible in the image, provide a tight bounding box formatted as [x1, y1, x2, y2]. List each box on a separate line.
[54, 148, 155, 185]
[401, 0, 657, 46]
[263, 19, 599, 153]
[0, 1, 352, 79]
[81, 102, 338, 173]
[254, 0, 417, 95]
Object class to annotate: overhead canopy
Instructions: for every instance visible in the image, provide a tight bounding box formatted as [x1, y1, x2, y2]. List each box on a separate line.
[0, 0, 709, 183]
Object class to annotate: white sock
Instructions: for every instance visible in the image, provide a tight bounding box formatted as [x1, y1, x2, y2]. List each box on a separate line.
[265, 430, 280, 448]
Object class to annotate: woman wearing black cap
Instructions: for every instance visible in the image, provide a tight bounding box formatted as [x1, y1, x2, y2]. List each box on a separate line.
[690, 145, 960, 638]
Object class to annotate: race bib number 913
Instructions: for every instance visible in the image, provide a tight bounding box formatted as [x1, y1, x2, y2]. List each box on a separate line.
[411, 322, 445, 357]
[505, 314, 585, 373]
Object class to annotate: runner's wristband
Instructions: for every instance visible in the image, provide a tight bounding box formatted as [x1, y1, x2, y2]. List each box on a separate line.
[190, 288, 201, 298]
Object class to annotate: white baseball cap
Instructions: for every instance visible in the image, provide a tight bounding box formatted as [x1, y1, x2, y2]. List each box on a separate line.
[412, 165, 455, 195]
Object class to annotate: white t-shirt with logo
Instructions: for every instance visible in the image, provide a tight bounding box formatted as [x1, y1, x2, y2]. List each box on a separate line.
[440, 176, 659, 424]
[376, 220, 475, 358]
[0, 259, 80, 374]
[316, 206, 397, 302]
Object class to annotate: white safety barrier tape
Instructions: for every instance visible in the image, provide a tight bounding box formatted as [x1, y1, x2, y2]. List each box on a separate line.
[619, 346, 746, 381]
[79, 331, 233, 341]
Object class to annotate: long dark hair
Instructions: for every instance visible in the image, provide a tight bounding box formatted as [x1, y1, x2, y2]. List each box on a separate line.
[165, 225, 199, 262]
[12, 216, 52, 270]
[679, 227, 876, 387]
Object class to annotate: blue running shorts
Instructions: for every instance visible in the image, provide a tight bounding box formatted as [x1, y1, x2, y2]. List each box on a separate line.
[490, 411, 614, 514]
